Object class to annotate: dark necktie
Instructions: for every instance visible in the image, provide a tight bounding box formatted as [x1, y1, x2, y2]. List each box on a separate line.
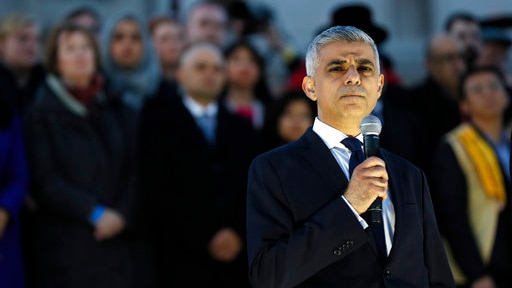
[341, 137, 387, 260]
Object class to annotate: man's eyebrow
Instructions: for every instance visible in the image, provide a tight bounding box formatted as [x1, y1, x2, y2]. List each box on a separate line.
[326, 59, 346, 67]
[325, 58, 375, 67]
[357, 58, 375, 67]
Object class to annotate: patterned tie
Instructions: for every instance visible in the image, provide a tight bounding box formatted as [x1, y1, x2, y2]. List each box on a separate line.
[196, 113, 216, 144]
[341, 136, 387, 260]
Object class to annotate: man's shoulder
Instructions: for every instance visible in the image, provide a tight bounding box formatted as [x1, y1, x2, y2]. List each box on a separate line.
[381, 148, 424, 176]
[255, 140, 297, 158]
[251, 134, 312, 168]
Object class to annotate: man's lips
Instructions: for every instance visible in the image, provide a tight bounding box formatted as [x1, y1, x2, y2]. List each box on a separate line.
[341, 94, 363, 98]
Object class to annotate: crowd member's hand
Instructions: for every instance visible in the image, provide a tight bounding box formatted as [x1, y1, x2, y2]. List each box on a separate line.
[94, 208, 125, 241]
[343, 156, 388, 215]
[471, 275, 495, 288]
[0, 208, 9, 238]
[209, 227, 242, 262]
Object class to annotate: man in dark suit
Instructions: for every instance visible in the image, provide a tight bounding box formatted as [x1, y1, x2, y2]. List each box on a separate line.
[246, 25, 455, 288]
[139, 42, 256, 287]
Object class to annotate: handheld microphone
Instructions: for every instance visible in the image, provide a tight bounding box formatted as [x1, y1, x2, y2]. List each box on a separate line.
[360, 115, 383, 224]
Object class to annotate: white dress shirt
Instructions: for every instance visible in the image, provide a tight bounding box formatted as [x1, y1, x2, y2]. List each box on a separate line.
[312, 117, 395, 255]
[182, 95, 218, 119]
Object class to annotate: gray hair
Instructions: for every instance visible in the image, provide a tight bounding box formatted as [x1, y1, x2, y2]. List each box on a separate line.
[305, 26, 380, 77]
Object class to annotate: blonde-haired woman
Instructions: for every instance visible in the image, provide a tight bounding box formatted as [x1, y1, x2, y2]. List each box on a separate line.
[0, 13, 45, 114]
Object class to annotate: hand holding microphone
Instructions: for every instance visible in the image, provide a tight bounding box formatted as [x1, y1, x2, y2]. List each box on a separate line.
[360, 115, 384, 224]
[358, 115, 388, 259]
[343, 115, 388, 216]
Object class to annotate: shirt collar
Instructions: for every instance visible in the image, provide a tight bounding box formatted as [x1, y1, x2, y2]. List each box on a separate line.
[312, 117, 363, 150]
[182, 95, 218, 118]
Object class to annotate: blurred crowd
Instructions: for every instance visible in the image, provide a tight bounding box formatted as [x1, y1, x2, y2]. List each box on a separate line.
[0, 0, 511, 287]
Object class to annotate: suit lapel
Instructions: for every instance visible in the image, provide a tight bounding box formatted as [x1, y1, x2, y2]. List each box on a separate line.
[300, 128, 386, 260]
[300, 128, 349, 197]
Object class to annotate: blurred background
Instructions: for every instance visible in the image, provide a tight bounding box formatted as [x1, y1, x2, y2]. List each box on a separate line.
[1, 0, 511, 86]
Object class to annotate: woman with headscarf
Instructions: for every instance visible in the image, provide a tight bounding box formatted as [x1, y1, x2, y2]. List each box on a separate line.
[99, 10, 176, 111]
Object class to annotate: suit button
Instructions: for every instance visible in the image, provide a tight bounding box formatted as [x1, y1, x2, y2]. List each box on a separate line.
[333, 248, 342, 256]
[384, 269, 391, 279]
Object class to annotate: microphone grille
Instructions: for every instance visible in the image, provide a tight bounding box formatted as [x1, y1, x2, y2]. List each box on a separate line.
[360, 115, 382, 135]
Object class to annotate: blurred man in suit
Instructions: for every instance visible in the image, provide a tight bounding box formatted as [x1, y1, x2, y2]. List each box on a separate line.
[139, 41, 256, 288]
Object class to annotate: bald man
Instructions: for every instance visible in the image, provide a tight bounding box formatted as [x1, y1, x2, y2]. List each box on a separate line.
[408, 33, 467, 196]
[138, 42, 256, 288]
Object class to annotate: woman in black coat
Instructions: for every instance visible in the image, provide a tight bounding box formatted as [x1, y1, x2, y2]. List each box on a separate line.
[24, 22, 138, 288]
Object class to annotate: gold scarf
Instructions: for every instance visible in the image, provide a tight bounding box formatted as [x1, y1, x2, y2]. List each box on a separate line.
[455, 124, 506, 205]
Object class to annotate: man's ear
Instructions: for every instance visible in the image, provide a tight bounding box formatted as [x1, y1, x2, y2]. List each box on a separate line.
[376, 73, 384, 99]
[302, 76, 317, 101]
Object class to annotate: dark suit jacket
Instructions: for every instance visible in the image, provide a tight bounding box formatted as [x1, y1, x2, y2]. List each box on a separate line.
[139, 93, 257, 287]
[408, 76, 462, 183]
[379, 82, 427, 169]
[246, 128, 454, 288]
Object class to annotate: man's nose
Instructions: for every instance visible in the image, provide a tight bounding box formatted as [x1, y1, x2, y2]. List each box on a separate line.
[344, 66, 361, 85]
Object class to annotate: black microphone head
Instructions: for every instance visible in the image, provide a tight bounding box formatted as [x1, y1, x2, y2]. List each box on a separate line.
[360, 115, 382, 136]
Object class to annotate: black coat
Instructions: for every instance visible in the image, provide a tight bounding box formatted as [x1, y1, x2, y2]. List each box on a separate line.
[139, 93, 257, 287]
[0, 62, 45, 115]
[24, 79, 138, 288]
[408, 76, 462, 181]
[379, 82, 428, 169]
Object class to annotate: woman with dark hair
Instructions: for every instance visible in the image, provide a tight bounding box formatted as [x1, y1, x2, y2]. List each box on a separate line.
[0, 93, 29, 288]
[222, 39, 274, 130]
[258, 89, 316, 153]
[24, 22, 138, 288]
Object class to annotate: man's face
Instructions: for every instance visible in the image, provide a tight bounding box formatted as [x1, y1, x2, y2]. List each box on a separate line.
[449, 20, 481, 58]
[152, 21, 184, 67]
[302, 41, 384, 130]
[476, 42, 509, 70]
[177, 45, 226, 104]
[186, 5, 227, 46]
[427, 35, 466, 93]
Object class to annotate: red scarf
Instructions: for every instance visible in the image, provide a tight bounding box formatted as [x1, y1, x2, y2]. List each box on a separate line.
[66, 74, 104, 105]
[236, 106, 254, 121]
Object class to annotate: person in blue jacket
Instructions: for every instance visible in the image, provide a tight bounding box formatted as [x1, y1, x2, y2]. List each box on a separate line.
[0, 92, 29, 288]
